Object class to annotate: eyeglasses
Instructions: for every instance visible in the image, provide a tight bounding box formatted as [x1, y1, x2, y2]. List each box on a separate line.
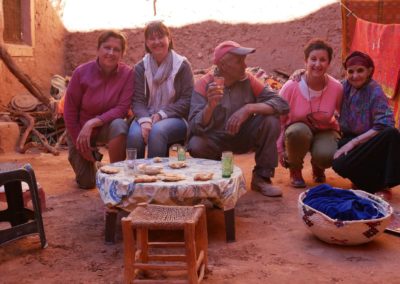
[306, 111, 328, 131]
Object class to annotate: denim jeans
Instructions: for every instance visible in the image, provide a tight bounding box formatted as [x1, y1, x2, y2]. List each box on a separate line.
[127, 118, 187, 158]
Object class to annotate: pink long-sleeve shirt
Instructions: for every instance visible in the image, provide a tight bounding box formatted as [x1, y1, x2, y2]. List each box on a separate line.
[277, 75, 343, 153]
[64, 60, 134, 144]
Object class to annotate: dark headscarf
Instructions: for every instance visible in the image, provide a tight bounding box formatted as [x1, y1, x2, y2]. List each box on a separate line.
[343, 51, 375, 77]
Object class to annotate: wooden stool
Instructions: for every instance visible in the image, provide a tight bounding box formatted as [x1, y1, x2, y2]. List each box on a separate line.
[0, 163, 47, 248]
[122, 203, 208, 284]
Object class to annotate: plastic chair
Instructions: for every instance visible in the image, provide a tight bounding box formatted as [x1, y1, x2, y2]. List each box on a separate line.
[0, 162, 47, 248]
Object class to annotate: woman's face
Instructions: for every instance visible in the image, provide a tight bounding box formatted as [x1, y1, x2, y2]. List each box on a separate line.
[145, 32, 170, 63]
[346, 65, 373, 89]
[97, 37, 123, 72]
[305, 49, 330, 79]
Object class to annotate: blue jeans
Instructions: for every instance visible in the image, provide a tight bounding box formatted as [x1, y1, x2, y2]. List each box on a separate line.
[127, 118, 187, 158]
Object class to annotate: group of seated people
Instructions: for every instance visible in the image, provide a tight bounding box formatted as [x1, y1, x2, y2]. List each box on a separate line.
[63, 21, 400, 199]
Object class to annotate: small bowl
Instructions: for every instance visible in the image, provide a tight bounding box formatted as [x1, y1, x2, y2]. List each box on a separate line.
[298, 189, 393, 245]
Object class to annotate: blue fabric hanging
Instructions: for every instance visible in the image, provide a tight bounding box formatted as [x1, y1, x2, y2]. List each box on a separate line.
[303, 184, 384, 221]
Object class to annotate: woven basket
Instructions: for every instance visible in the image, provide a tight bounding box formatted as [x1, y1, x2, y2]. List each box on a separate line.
[298, 189, 393, 245]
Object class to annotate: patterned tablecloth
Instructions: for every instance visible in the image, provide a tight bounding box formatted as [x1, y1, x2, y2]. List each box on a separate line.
[96, 158, 247, 211]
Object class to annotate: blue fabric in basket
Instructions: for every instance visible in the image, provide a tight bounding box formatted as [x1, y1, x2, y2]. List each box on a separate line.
[303, 184, 384, 221]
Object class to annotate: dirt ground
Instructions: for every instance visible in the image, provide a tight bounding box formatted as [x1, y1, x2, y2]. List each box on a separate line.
[1, 149, 400, 284]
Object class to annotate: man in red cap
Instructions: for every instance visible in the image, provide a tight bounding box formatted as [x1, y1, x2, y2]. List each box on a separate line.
[188, 41, 289, 197]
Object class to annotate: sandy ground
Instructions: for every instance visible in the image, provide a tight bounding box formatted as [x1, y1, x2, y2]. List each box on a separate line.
[1, 149, 400, 284]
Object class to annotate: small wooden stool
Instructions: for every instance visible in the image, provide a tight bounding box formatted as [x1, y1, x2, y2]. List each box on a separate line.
[122, 203, 208, 284]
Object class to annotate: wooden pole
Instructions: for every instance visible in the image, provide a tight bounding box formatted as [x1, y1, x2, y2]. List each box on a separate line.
[0, 43, 51, 107]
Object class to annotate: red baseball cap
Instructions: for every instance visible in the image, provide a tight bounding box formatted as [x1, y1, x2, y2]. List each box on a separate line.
[213, 40, 255, 64]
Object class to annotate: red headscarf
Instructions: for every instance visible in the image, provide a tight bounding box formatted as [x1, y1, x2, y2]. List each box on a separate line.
[343, 51, 375, 77]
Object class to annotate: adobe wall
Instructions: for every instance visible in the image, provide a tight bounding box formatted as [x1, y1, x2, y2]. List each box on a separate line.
[0, 0, 66, 107]
[64, 3, 343, 79]
[0, 1, 343, 109]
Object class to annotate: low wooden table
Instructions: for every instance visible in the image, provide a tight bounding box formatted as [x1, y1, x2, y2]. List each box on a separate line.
[96, 157, 247, 243]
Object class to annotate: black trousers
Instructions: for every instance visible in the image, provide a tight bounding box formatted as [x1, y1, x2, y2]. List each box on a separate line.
[332, 128, 400, 193]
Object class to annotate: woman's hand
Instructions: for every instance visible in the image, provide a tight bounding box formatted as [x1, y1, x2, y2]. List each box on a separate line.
[140, 122, 152, 144]
[151, 113, 162, 124]
[333, 139, 359, 159]
[77, 120, 95, 153]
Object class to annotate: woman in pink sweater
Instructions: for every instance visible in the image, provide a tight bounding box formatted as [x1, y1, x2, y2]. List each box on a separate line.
[64, 31, 134, 189]
[277, 39, 343, 188]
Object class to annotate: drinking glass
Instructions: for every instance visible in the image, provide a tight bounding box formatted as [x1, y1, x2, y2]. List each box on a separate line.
[125, 148, 137, 175]
[214, 76, 225, 94]
[221, 151, 234, 178]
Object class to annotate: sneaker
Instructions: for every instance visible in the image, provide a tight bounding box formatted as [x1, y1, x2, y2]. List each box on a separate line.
[251, 174, 282, 197]
[312, 163, 326, 183]
[289, 169, 306, 188]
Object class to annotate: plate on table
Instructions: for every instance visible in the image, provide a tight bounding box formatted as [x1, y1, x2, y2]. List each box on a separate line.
[153, 157, 166, 163]
[137, 163, 164, 175]
[134, 175, 158, 183]
[193, 172, 214, 181]
[100, 166, 120, 174]
[158, 173, 186, 182]
[143, 165, 164, 175]
[168, 161, 187, 169]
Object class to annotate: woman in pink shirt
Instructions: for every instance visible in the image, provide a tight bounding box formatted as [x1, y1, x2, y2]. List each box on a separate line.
[64, 31, 134, 189]
[277, 39, 343, 188]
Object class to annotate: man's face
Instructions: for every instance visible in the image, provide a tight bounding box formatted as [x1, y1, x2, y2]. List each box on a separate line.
[220, 53, 247, 82]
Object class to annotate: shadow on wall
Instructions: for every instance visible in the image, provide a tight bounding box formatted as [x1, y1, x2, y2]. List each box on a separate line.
[64, 2, 342, 78]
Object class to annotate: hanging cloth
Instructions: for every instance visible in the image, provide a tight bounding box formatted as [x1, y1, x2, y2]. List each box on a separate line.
[350, 18, 400, 99]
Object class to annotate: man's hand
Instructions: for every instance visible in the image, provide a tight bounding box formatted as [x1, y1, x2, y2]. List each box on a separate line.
[151, 113, 162, 124]
[226, 105, 250, 135]
[140, 122, 152, 144]
[206, 82, 224, 109]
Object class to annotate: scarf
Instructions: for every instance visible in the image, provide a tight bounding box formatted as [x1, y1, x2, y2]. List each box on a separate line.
[143, 50, 185, 114]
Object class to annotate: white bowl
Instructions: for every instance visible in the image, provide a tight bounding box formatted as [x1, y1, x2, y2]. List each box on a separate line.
[298, 189, 393, 245]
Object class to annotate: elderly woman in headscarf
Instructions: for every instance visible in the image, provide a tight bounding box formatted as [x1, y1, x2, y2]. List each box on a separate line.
[332, 51, 400, 196]
[127, 21, 194, 158]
